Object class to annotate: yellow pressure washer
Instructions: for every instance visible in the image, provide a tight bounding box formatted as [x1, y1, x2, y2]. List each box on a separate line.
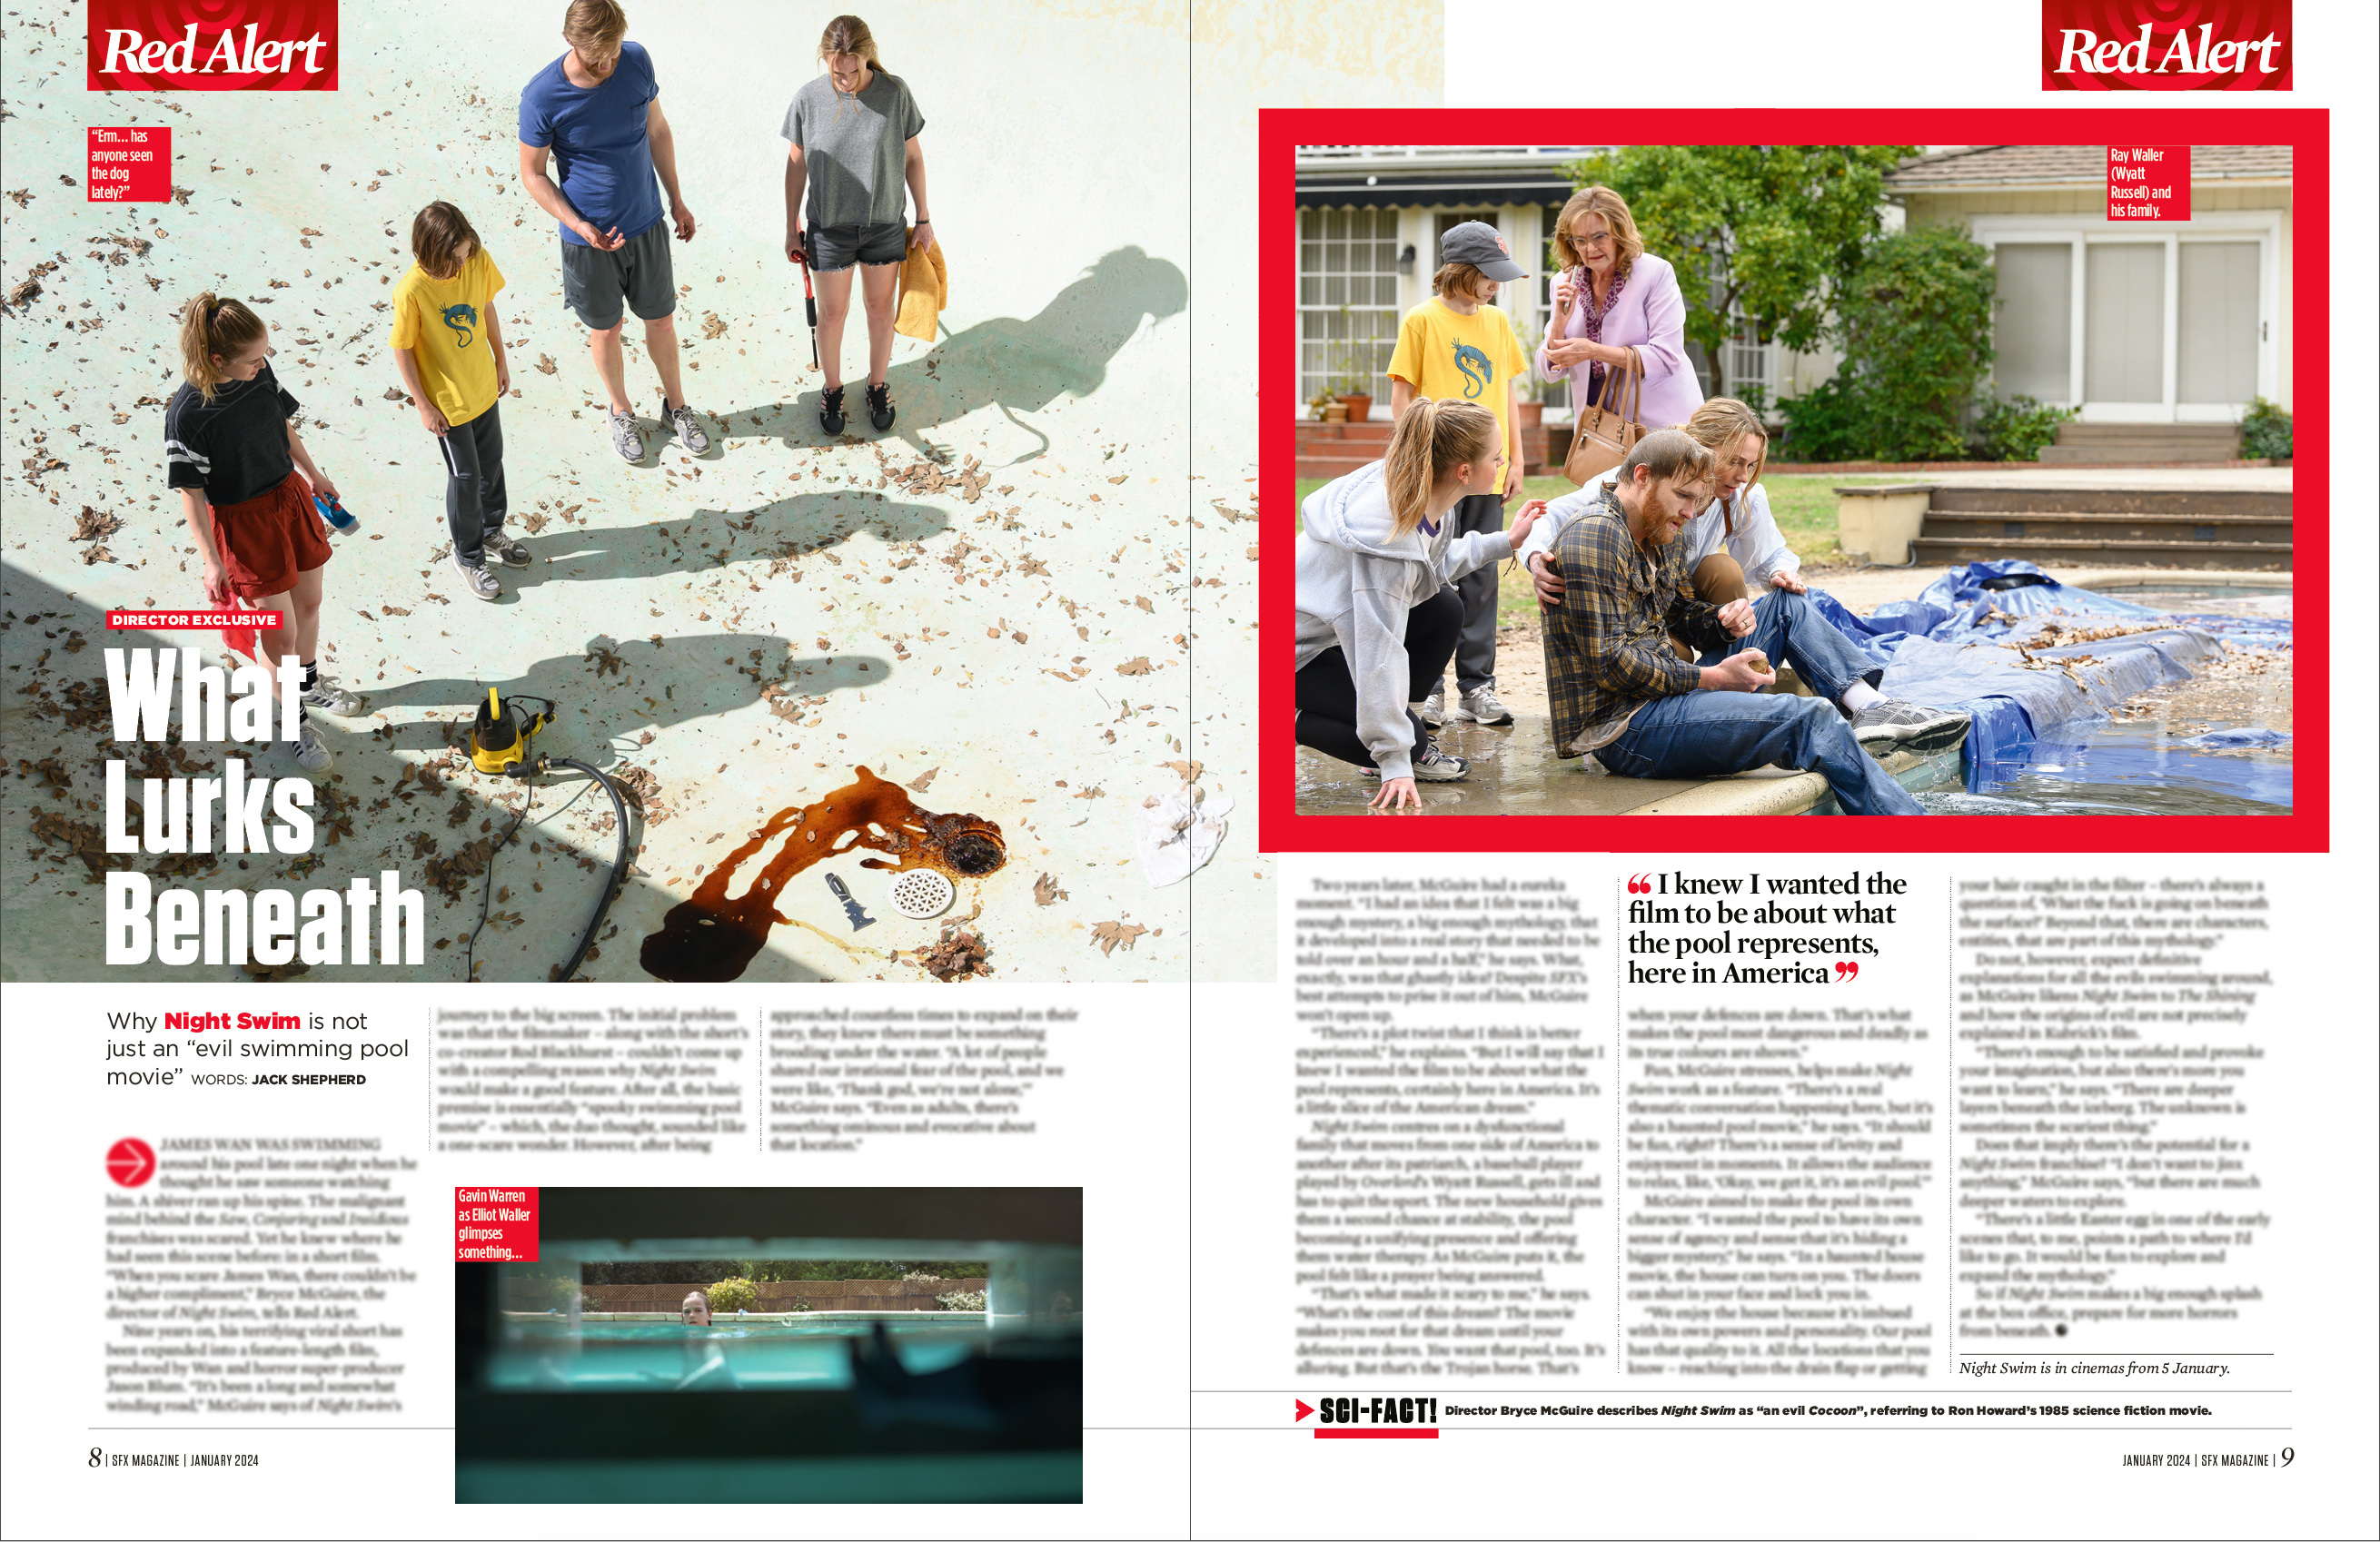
[462, 688, 634, 984]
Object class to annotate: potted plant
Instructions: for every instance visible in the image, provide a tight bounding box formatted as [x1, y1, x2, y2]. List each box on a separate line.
[1328, 321, 1373, 423]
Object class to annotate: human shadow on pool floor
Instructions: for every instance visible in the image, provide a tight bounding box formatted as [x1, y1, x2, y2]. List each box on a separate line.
[711, 244, 1187, 463]
[482, 492, 953, 598]
[362, 633, 895, 768]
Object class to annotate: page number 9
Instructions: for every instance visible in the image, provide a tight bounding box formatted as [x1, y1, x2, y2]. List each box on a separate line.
[2279, 1447, 2295, 1467]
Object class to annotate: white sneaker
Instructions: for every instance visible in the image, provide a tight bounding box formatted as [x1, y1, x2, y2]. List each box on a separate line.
[302, 675, 364, 716]
[288, 719, 332, 774]
[1413, 692, 1448, 728]
[1457, 687, 1512, 727]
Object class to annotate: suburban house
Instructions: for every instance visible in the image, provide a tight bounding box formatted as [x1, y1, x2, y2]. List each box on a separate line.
[1294, 143, 2293, 470]
[1890, 143, 2293, 421]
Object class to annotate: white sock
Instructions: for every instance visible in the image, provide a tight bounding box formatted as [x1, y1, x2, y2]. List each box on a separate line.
[1839, 680, 1885, 714]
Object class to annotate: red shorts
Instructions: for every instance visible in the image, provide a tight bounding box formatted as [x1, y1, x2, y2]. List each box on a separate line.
[212, 471, 332, 599]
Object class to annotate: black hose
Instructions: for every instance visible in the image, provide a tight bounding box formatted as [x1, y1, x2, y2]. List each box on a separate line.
[549, 757, 633, 984]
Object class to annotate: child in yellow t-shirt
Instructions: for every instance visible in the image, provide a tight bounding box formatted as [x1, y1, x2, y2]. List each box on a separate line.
[390, 201, 517, 601]
[1385, 221, 1531, 727]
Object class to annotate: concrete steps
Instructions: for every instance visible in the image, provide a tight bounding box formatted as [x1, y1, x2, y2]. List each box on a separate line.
[2037, 421, 2241, 464]
[1910, 483, 2290, 571]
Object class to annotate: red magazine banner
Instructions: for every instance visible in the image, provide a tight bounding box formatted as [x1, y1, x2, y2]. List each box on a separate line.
[2040, 0, 2291, 91]
[455, 1187, 538, 1262]
[2107, 145, 2191, 219]
[86, 126, 170, 203]
[86, 1, 340, 92]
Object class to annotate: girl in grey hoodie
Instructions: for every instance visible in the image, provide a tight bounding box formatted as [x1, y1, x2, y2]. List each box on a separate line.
[1294, 398, 1544, 811]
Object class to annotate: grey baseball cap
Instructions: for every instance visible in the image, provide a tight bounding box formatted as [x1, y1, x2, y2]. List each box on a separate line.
[1439, 221, 1527, 282]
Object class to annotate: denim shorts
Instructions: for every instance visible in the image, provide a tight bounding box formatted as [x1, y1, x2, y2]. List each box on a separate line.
[803, 222, 907, 272]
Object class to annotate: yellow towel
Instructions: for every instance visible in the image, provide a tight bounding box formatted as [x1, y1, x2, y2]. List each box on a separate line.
[896, 234, 946, 341]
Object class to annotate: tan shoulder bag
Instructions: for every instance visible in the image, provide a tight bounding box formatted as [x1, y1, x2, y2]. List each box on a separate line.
[1562, 346, 1644, 485]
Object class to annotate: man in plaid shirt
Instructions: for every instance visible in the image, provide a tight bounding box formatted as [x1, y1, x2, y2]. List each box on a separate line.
[1538, 430, 1962, 815]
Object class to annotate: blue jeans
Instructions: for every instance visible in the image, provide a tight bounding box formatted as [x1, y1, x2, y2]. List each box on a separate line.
[1697, 588, 1882, 699]
[1595, 693, 1924, 814]
[1599, 593, 1920, 815]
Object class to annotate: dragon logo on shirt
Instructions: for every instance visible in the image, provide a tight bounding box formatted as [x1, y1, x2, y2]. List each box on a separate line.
[1453, 341, 1492, 399]
[441, 302, 479, 348]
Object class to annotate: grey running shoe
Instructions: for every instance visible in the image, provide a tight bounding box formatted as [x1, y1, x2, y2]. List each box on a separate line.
[607, 409, 643, 462]
[288, 720, 332, 775]
[1457, 686, 1512, 727]
[1849, 699, 1969, 756]
[666, 400, 710, 454]
[1411, 744, 1470, 781]
[454, 554, 501, 602]
[302, 674, 363, 717]
[483, 531, 532, 568]
[1413, 691, 1448, 728]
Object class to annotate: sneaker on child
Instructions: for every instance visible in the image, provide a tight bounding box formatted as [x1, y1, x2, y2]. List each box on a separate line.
[866, 382, 895, 431]
[302, 674, 364, 717]
[819, 385, 847, 437]
[288, 719, 332, 774]
[1413, 691, 1448, 728]
[483, 532, 532, 568]
[454, 553, 501, 602]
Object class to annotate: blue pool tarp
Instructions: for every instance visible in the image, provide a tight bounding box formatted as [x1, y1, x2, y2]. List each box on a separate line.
[1807, 561, 2290, 796]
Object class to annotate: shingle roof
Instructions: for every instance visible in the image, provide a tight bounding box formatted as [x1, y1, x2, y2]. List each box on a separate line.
[1886, 143, 2291, 188]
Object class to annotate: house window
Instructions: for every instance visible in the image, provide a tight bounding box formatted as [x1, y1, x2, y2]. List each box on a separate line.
[1534, 204, 1569, 413]
[1298, 207, 1399, 408]
[1724, 311, 1774, 410]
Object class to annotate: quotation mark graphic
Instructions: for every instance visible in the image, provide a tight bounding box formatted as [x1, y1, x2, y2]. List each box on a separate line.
[1833, 962, 1859, 983]
[1626, 874, 1652, 894]
[107, 1137, 155, 1187]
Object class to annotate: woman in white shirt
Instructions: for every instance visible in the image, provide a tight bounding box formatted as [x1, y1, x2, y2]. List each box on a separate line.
[1520, 397, 1803, 617]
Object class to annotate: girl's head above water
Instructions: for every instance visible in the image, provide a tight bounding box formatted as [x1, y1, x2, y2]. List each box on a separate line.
[680, 1290, 712, 1326]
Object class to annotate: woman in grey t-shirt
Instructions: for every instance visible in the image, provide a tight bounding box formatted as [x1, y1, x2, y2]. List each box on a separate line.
[781, 15, 930, 435]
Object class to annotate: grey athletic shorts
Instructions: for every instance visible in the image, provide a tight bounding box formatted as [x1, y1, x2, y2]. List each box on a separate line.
[803, 222, 907, 273]
[559, 217, 675, 331]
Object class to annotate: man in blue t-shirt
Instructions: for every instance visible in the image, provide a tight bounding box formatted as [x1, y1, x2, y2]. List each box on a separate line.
[516, 0, 709, 462]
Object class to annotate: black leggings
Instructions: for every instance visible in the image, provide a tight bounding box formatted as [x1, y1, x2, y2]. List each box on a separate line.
[1294, 588, 1462, 769]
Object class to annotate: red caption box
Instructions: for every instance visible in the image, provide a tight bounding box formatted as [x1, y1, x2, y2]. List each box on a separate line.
[455, 1186, 539, 1262]
[2107, 145, 2190, 221]
[108, 609, 285, 630]
[87, 126, 169, 203]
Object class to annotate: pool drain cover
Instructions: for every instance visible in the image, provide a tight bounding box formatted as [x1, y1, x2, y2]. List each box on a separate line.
[889, 869, 956, 920]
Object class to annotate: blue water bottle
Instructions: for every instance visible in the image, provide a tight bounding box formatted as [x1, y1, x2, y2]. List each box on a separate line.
[315, 491, 358, 531]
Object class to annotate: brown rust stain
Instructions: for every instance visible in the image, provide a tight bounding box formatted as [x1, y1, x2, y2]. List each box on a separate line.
[640, 766, 1005, 983]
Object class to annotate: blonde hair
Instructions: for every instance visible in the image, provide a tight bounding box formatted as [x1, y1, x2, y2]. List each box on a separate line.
[1679, 398, 1769, 536]
[818, 15, 884, 73]
[1431, 262, 1494, 301]
[176, 293, 269, 402]
[1615, 427, 1713, 492]
[1383, 399, 1500, 539]
[410, 201, 482, 282]
[562, 0, 626, 51]
[1553, 185, 1644, 281]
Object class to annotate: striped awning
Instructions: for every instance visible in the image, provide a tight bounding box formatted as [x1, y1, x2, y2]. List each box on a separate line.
[1296, 168, 1581, 209]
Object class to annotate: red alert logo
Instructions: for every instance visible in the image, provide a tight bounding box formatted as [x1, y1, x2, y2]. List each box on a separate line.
[107, 1137, 156, 1187]
[87, 2, 341, 91]
[2040, 0, 2289, 91]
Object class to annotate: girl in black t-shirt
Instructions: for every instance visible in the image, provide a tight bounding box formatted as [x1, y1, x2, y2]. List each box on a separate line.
[165, 292, 364, 774]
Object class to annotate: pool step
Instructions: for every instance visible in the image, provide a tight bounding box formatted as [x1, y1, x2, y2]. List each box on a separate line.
[1915, 483, 2291, 571]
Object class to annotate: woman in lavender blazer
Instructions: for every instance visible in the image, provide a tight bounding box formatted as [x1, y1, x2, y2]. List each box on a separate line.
[1535, 185, 1704, 434]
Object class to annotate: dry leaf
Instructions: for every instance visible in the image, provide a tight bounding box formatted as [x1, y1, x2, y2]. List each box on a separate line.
[1033, 873, 1066, 905]
[1116, 657, 1152, 676]
[910, 766, 938, 793]
[1090, 920, 1146, 956]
